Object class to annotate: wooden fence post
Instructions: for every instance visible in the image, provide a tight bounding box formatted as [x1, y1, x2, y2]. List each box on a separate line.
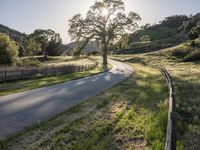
[21, 69, 23, 80]
[4, 70, 6, 82]
[35, 69, 37, 78]
[54, 65, 57, 75]
[45, 67, 48, 76]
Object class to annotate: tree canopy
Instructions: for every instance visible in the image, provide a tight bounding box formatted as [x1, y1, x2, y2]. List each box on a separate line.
[68, 0, 141, 65]
[0, 33, 19, 65]
[24, 38, 41, 58]
[29, 29, 56, 58]
[46, 33, 64, 56]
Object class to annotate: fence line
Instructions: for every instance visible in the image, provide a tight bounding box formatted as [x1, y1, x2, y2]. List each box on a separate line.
[0, 63, 97, 82]
[109, 57, 177, 150]
[157, 67, 177, 150]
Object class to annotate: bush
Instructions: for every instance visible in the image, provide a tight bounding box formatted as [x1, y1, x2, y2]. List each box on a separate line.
[139, 35, 151, 42]
[189, 40, 196, 47]
[21, 59, 42, 67]
[183, 50, 200, 62]
[46, 34, 64, 56]
[0, 33, 19, 65]
[170, 48, 190, 57]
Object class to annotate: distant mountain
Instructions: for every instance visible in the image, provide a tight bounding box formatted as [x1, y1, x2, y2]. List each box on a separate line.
[64, 41, 100, 53]
[0, 24, 27, 43]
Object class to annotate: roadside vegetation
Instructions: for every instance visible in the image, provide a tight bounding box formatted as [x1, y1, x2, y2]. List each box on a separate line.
[162, 37, 200, 62]
[1, 0, 200, 149]
[0, 56, 109, 96]
[110, 48, 200, 149]
[0, 62, 168, 150]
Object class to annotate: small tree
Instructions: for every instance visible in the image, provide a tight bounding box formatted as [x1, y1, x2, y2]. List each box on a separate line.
[24, 38, 41, 58]
[118, 33, 130, 49]
[68, 0, 141, 65]
[18, 44, 26, 57]
[0, 33, 19, 65]
[46, 33, 64, 56]
[30, 29, 55, 59]
[189, 21, 200, 40]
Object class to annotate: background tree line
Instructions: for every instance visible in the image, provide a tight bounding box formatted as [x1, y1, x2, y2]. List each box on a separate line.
[0, 28, 64, 65]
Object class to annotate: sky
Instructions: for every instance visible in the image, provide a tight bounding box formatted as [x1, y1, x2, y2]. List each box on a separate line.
[0, 0, 200, 44]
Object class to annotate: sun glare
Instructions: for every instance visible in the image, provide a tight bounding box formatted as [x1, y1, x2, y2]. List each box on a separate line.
[101, 8, 109, 16]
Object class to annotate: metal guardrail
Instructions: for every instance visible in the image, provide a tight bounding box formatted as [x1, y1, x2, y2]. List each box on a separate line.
[157, 67, 177, 150]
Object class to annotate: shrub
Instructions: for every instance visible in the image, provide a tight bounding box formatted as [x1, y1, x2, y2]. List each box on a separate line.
[0, 33, 19, 65]
[18, 44, 26, 57]
[139, 35, 151, 42]
[24, 38, 41, 58]
[170, 48, 190, 57]
[21, 59, 42, 67]
[46, 34, 64, 56]
[183, 49, 200, 62]
[189, 40, 197, 47]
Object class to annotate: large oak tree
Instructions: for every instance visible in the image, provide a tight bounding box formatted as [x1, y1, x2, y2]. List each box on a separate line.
[68, 0, 141, 65]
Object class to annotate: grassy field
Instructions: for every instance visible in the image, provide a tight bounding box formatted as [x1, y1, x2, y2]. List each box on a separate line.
[0, 62, 168, 150]
[110, 51, 200, 149]
[0, 56, 95, 70]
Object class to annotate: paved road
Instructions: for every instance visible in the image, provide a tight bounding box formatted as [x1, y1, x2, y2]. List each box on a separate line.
[0, 59, 132, 139]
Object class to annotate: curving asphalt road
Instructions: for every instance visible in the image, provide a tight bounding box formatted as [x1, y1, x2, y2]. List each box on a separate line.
[0, 59, 133, 139]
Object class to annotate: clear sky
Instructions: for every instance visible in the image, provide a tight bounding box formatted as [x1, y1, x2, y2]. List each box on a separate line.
[1, 0, 200, 44]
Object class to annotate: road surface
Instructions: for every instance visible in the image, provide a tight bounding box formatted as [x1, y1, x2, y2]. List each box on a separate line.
[0, 59, 132, 139]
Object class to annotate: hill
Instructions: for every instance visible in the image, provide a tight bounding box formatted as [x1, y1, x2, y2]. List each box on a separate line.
[114, 14, 200, 54]
[64, 41, 100, 54]
[152, 37, 200, 62]
[0, 24, 27, 43]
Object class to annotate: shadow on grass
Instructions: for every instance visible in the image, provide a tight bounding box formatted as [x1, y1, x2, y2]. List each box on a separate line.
[0, 62, 169, 150]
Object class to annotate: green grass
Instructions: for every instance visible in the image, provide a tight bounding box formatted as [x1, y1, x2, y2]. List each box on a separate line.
[127, 25, 185, 54]
[131, 26, 178, 42]
[111, 52, 200, 149]
[0, 62, 168, 150]
[128, 34, 184, 54]
[160, 38, 200, 62]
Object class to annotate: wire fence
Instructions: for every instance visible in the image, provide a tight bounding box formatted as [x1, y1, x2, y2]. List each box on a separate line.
[0, 63, 97, 82]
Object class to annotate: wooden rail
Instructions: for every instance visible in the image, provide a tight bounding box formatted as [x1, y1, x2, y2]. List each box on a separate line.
[0, 63, 97, 82]
[157, 67, 177, 150]
[109, 57, 177, 150]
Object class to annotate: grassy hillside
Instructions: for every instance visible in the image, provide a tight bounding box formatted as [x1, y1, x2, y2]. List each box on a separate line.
[160, 38, 200, 62]
[130, 26, 178, 42]
[64, 41, 100, 55]
[127, 34, 185, 54]
[0, 24, 27, 43]
[114, 15, 192, 54]
[110, 46, 200, 149]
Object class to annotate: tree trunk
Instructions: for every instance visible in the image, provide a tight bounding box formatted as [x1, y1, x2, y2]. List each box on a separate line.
[102, 44, 108, 66]
[44, 49, 48, 60]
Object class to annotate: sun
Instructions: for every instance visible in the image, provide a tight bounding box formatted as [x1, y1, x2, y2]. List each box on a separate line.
[101, 8, 109, 17]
